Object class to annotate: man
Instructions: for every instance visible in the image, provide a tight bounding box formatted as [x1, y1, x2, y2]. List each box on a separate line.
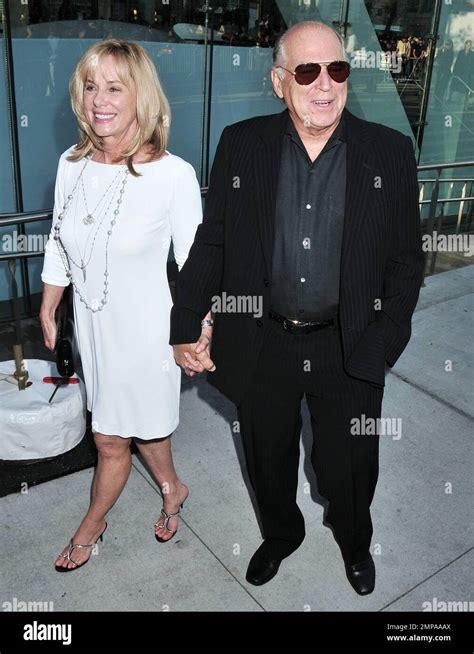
[170, 21, 424, 595]
[451, 40, 473, 98]
[396, 36, 411, 78]
[434, 40, 454, 103]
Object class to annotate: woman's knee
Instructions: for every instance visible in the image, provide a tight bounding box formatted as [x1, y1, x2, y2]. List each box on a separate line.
[94, 432, 131, 457]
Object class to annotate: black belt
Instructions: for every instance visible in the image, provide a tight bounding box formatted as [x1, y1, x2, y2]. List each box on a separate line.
[269, 310, 336, 334]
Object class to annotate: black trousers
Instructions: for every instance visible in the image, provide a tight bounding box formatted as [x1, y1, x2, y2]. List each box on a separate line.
[237, 316, 383, 565]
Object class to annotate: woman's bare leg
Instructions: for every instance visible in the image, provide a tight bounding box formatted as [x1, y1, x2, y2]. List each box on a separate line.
[55, 432, 132, 569]
[134, 435, 188, 541]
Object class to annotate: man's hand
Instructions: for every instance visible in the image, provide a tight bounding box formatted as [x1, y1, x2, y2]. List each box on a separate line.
[173, 325, 216, 377]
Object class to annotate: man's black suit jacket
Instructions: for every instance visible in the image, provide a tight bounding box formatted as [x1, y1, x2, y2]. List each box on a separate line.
[170, 107, 425, 405]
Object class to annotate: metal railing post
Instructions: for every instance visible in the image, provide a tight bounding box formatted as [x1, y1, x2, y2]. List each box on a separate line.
[456, 182, 467, 235]
[424, 167, 441, 278]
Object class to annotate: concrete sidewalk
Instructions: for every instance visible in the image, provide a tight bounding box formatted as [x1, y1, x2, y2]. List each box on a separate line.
[1, 267, 473, 612]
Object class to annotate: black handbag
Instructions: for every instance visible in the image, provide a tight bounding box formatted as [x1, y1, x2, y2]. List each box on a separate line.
[54, 285, 77, 377]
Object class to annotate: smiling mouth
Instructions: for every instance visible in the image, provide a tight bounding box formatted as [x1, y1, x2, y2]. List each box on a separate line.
[93, 113, 116, 120]
[311, 100, 333, 107]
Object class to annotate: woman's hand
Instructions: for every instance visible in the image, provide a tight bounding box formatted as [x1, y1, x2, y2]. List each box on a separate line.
[173, 314, 215, 377]
[39, 283, 65, 351]
[40, 306, 58, 352]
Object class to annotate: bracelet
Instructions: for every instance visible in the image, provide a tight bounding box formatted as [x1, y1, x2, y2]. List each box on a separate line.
[201, 319, 214, 329]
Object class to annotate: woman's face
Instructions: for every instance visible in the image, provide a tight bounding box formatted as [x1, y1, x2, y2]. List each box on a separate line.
[83, 54, 138, 146]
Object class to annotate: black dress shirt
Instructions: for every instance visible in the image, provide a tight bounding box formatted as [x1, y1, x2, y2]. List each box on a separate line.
[270, 112, 347, 321]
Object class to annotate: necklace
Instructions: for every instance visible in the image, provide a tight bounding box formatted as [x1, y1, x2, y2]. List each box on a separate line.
[71, 172, 124, 282]
[80, 165, 123, 225]
[54, 159, 129, 312]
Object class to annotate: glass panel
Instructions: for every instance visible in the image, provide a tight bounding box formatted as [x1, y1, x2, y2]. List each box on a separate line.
[208, 2, 284, 169]
[209, 0, 415, 168]
[3, 0, 470, 308]
[420, 0, 474, 166]
[339, 0, 414, 137]
[0, 1, 19, 315]
[364, 0, 436, 143]
[9, 1, 208, 206]
[8, 0, 208, 296]
[418, 0, 473, 255]
[0, 7, 15, 213]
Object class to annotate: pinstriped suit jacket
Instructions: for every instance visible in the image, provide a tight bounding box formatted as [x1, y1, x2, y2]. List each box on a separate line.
[170, 107, 425, 405]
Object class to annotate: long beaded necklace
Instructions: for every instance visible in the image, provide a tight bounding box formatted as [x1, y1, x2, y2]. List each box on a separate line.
[54, 157, 129, 313]
[70, 171, 124, 282]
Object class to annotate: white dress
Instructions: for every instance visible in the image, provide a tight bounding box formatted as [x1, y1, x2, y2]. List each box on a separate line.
[41, 147, 202, 439]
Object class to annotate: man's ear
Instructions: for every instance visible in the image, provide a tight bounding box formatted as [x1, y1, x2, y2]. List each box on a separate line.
[271, 67, 284, 99]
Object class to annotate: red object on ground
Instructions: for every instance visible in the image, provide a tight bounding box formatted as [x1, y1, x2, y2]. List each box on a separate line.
[43, 377, 79, 384]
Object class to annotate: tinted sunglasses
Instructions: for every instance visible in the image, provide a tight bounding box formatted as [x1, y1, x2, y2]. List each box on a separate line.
[277, 60, 351, 84]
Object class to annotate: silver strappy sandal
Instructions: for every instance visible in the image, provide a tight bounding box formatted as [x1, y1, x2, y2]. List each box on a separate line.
[154, 503, 184, 543]
[55, 522, 107, 572]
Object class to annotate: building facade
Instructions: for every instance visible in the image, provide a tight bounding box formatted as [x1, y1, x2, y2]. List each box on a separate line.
[0, 0, 473, 313]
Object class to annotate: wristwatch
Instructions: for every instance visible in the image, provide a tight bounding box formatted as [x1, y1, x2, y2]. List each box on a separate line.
[201, 319, 214, 329]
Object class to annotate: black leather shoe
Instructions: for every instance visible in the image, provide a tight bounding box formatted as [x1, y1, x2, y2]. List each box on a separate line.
[345, 553, 375, 595]
[246, 546, 283, 586]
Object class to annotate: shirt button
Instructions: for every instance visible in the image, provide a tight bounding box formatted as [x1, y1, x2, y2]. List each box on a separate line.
[301, 277, 306, 283]
[306, 204, 311, 209]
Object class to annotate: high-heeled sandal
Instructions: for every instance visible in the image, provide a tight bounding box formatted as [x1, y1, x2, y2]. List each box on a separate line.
[154, 503, 184, 543]
[55, 522, 107, 572]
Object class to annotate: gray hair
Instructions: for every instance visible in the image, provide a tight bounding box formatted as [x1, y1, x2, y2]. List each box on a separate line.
[273, 21, 348, 79]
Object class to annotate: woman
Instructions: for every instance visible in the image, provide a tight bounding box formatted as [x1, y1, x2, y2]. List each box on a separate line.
[40, 39, 206, 570]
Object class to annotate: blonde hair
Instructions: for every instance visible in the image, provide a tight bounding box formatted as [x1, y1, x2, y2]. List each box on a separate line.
[68, 39, 170, 176]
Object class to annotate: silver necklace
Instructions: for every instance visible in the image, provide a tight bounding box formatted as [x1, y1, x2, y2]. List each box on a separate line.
[54, 160, 129, 312]
[70, 172, 124, 282]
[80, 165, 123, 225]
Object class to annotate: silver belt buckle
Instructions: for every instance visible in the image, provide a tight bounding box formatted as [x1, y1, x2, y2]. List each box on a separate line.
[283, 317, 300, 332]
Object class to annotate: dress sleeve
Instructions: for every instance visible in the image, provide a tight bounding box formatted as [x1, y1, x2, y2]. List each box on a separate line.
[41, 155, 71, 287]
[169, 161, 203, 271]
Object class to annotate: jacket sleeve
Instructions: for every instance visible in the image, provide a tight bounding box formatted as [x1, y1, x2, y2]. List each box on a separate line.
[382, 135, 425, 365]
[169, 126, 230, 344]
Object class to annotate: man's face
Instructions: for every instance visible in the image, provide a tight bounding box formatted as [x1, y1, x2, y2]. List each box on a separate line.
[271, 28, 348, 135]
[465, 40, 472, 53]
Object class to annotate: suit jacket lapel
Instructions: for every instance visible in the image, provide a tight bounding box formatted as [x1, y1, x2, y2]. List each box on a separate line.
[252, 109, 287, 278]
[340, 110, 373, 281]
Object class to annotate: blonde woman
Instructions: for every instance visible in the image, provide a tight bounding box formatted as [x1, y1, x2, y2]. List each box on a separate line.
[40, 39, 205, 570]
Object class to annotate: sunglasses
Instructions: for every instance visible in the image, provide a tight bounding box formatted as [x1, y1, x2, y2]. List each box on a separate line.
[277, 61, 351, 85]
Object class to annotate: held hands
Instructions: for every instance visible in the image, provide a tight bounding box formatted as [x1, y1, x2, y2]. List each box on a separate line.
[173, 321, 216, 378]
